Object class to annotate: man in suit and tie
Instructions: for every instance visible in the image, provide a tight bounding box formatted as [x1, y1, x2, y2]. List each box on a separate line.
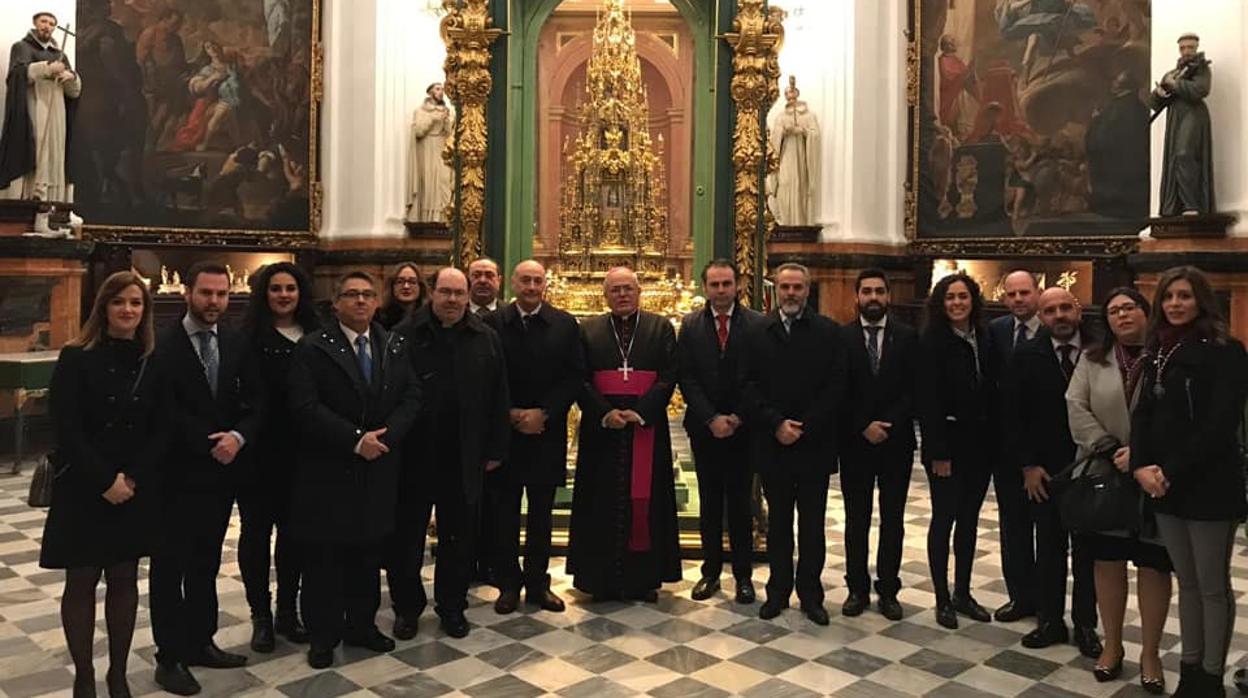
[1008, 287, 1102, 659]
[468, 257, 501, 317]
[743, 263, 847, 625]
[678, 259, 762, 604]
[287, 271, 423, 669]
[837, 269, 919, 621]
[151, 261, 267, 695]
[486, 260, 584, 615]
[987, 268, 1042, 623]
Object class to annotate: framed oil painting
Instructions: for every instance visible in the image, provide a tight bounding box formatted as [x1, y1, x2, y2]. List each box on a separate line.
[73, 0, 320, 246]
[906, 0, 1151, 240]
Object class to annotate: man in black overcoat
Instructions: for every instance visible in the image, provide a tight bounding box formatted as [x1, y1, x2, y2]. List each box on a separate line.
[391, 268, 510, 639]
[743, 262, 846, 626]
[484, 260, 584, 615]
[1007, 287, 1101, 659]
[150, 262, 267, 696]
[287, 271, 423, 669]
[837, 269, 918, 622]
[678, 259, 761, 604]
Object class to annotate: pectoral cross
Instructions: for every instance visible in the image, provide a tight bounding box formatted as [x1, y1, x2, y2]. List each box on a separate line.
[618, 360, 631, 382]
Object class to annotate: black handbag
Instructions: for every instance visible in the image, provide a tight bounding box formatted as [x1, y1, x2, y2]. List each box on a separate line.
[1051, 436, 1141, 534]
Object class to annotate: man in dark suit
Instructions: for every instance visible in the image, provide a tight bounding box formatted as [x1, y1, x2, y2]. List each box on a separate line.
[465, 256, 501, 584]
[743, 263, 847, 626]
[838, 269, 918, 621]
[987, 268, 1042, 623]
[1008, 287, 1101, 659]
[486, 260, 584, 615]
[287, 271, 423, 669]
[678, 259, 762, 604]
[391, 268, 510, 639]
[151, 261, 267, 696]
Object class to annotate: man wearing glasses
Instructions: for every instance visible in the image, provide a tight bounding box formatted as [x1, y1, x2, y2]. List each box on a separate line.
[287, 271, 423, 669]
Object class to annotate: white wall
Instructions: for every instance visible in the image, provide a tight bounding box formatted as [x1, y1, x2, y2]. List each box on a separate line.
[1151, 0, 1248, 234]
[0, 1, 76, 132]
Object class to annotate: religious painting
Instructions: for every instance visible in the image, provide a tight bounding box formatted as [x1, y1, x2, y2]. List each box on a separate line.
[907, 0, 1151, 239]
[72, 0, 319, 243]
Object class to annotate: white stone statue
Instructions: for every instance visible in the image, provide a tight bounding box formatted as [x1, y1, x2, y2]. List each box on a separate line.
[406, 82, 455, 223]
[767, 76, 821, 227]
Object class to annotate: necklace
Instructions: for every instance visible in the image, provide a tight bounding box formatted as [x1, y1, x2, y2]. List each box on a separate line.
[610, 314, 638, 382]
[1151, 338, 1185, 399]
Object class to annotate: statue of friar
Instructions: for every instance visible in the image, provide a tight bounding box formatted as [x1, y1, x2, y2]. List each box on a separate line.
[0, 12, 81, 203]
[767, 76, 821, 227]
[1151, 33, 1213, 217]
[406, 82, 455, 223]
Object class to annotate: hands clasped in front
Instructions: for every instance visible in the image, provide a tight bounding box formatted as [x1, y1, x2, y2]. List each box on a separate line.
[604, 408, 643, 430]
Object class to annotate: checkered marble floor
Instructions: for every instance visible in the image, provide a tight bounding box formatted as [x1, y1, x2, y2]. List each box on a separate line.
[2, 459, 1248, 698]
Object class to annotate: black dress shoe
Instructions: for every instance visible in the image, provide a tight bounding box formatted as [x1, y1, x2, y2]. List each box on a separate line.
[274, 612, 310, 644]
[1021, 621, 1069, 649]
[936, 603, 958, 629]
[154, 663, 201, 696]
[951, 595, 992, 623]
[495, 589, 520, 614]
[344, 629, 395, 653]
[802, 603, 830, 626]
[878, 595, 904, 621]
[691, 577, 721, 601]
[185, 642, 247, 669]
[841, 592, 869, 617]
[735, 579, 756, 605]
[527, 587, 566, 612]
[105, 668, 132, 698]
[250, 614, 276, 653]
[306, 646, 334, 670]
[1073, 625, 1103, 659]
[393, 614, 419, 641]
[439, 610, 470, 639]
[993, 601, 1036, 623]
[759, 598, 787, 620]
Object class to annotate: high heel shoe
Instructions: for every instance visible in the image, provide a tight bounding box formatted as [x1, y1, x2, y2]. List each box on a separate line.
[1093, 657, 1123, 682]
[1140, 674, 1165, 695]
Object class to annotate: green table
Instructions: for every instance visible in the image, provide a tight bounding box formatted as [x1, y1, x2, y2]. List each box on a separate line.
[0, 350, 58, 474]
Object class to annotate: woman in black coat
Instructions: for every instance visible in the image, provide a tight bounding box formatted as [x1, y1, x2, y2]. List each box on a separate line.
[1132, 266, 1248, 696]
[236, 263, 321, 652]
[377, 261, 429, 330]
[917, 272, 999, 630]
[39, 271, 163, 698]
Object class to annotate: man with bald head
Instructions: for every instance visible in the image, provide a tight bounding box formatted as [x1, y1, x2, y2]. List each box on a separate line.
[1006, 286, 1101, 659]
[390, 267, 510, 639]
[483, 260, 584, 614]
[568, 266, 681, 601]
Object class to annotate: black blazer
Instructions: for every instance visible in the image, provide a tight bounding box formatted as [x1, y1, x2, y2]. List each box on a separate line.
[838, 317, 919, 463]
[917, 324, 999, 464]
[485, 301, 585, 486]
[1131, 336, 1248, 521]
[287, 321, 422, 543]
[677, 303, 763, 439]
[248, 324, 310, 481]
[742, 309, 847, 473]
[1005, 328, 1081, 474]
[155, 321, 266, 491]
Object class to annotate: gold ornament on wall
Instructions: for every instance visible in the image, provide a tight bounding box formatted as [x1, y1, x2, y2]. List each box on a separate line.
[724, 0, 784, 306]
[441, 0, 502, 266]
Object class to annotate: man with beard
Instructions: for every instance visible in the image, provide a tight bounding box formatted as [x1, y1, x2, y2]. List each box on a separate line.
[987, 268, 1041, 623]
[568, 267, 681, 601]
[678, 259, 761, 603]
[1007, 287, 1102, 659]
[391, 268, 509, 639]
[837, 269, 918, 621]
[743, 263, 846, 625]
[151, 262, 266, 695]
[486, 260, 584, 614]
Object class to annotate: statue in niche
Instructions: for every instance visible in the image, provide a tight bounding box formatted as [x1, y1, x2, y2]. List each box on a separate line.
[767, 76, 821, 227]
[406, 82, 455, 223]
[1151, 33, 1213, 217]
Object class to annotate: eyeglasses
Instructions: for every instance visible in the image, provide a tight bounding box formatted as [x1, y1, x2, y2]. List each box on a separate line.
[1106, 302, 1139, 316]
[394, 278, 421, 287]
[338, 290, 377, 301]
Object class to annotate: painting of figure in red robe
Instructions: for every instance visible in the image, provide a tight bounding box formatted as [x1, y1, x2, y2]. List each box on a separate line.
[910, 0, 1151, 238]
[71, 0, 316, 237]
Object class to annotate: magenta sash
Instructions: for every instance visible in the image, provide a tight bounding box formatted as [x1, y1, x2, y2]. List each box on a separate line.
[592, 368, 657, 552]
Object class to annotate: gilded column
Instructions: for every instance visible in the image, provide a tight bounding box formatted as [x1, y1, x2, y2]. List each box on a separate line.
[441, 0, 502, 265]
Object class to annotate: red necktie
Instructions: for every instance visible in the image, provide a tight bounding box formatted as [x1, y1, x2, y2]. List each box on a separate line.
[716, 314, 729, 352]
